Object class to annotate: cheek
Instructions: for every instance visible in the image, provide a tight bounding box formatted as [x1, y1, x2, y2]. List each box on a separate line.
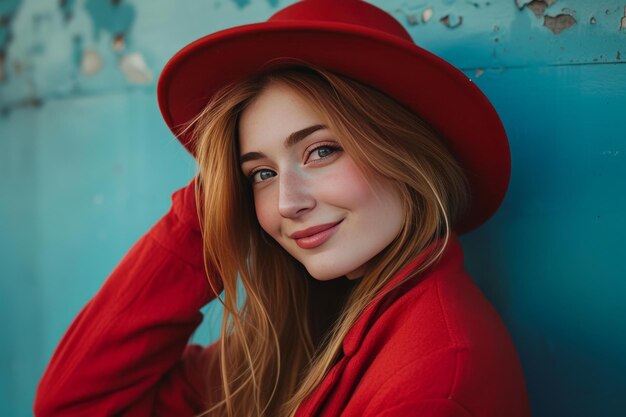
[253, 191, 279, 237]
[329, 160, 403, 225]
[325, 161, 376, 206]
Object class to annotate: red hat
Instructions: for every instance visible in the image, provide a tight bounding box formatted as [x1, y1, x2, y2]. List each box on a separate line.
[157, 0, 510, 234]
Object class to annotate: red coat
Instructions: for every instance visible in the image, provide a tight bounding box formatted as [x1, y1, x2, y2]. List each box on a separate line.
[34, 181, 531, 416]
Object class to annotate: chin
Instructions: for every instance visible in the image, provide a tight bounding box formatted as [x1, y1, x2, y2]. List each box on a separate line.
[304, 262, 364, 281]
[307, 268, 344, 281]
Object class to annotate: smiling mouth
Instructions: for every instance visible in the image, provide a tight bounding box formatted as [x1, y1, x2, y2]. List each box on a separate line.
[291, 220, 343, 249]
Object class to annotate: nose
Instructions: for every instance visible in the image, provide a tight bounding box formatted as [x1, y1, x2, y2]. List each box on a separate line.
[277, 168, 315, 218]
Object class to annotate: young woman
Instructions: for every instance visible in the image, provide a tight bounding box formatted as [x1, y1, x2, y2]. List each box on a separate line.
[35, 1, 531, 416]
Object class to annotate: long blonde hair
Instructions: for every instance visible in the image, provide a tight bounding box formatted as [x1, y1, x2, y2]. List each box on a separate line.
[184, 62, 469, 417]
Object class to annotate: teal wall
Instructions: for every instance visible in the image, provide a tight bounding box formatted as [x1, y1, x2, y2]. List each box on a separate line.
[1, 1, 624, 416]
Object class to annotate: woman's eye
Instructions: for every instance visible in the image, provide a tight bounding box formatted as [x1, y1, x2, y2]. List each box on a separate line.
[306, 145, 341, 163]
[251, 169, 276, 184]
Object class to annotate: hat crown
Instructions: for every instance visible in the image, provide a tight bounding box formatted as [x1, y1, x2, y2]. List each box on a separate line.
[268, 0, 413, 42]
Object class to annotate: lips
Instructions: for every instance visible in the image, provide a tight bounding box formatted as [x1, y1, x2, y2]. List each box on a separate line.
[289, 220, 343, 249]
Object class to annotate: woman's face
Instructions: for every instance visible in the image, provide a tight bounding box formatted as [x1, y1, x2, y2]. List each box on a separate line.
[238, 83, 404, 281]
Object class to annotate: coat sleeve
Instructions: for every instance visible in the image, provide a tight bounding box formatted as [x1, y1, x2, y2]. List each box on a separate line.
[34, 178, 224, 417]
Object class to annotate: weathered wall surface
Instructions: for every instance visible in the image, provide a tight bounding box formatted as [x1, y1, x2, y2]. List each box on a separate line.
[1, 1, 625, 416]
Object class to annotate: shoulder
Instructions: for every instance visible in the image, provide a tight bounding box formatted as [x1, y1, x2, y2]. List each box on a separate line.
[369, 267, 509, 362]
[357, 269, 530, 416]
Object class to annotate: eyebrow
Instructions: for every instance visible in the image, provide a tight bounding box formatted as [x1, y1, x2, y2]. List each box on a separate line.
[239, 124, 327, 165]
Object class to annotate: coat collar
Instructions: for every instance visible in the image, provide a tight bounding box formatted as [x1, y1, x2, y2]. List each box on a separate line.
[294, 235, 464, 417]
[342, 234, 463, 357]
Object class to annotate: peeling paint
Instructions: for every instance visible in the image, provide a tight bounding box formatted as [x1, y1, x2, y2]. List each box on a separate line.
[395, 8, 418, 26]
[1, 0, 623, 114]
[397, 6, 432, 26]
[620, 7, 626, 31]
[113, 33, 125, 51]
[543, 14, 576, 35]
[440, 14, 463, 29]
[474, 68, 484, 77]
[422, 8, 433, 24]
[84, 0, 135, 47]
[521, 0, 565, 19]
[118, 52, 152, 84]
[515, 0, 557, 11]
[405, 13, 418, 26]
[81, 49, 103, 75]
[527, 1, 548, 18]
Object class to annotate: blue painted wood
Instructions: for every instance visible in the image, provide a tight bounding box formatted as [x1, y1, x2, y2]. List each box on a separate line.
[1, 1, 624, 416]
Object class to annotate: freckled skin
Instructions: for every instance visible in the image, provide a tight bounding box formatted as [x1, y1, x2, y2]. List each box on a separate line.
[238, 84, 405, 281]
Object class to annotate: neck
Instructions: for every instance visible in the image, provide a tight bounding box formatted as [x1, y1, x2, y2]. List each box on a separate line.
[307, 276, 358, 349]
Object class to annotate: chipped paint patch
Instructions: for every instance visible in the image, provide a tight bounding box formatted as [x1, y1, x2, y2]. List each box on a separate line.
[544, 14, 576, 34]
[527, 1, 549, 18]
[515, 0, 557, 10]
[394, 8, 418, 26]
[113, 33, 125, 51]
[396, 6, 432, 27]
[81, 49, 103, 75]
[422, 8, 433, 24]
[84, 0, 135, 47]
[118, 52, 152, 84]
[620, 7, 626, 31]
[590, 16, 596, 24]
[406, 13, 418, 26]
[475, 68, 484, 78]
[440, 14, 464, 29]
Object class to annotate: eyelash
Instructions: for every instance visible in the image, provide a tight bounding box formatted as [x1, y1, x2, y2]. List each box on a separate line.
[248, 143, 343, 184]
[305, 142, 342, 163]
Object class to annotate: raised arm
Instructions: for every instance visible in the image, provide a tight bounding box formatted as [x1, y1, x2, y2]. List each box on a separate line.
[34, 178, 223, 417]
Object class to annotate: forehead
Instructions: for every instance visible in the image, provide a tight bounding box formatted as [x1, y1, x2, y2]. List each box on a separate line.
[238, 83, 324, 153]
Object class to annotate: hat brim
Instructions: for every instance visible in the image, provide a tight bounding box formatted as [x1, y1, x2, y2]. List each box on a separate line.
[157, 20, 510, 234]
